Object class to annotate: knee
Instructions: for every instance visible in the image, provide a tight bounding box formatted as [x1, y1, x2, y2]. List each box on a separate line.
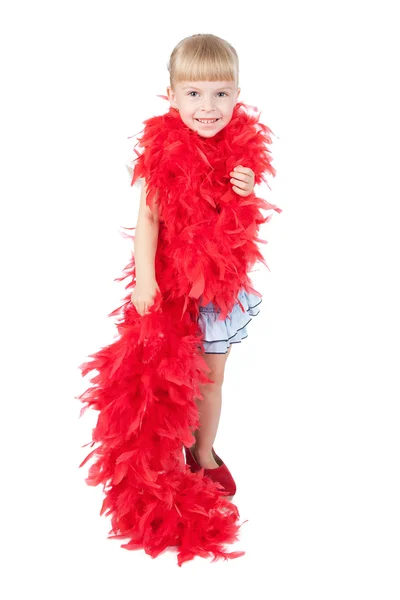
[202, 369, 224, 388]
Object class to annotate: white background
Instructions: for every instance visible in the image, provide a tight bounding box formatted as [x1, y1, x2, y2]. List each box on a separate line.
[1, 0, 399, 598]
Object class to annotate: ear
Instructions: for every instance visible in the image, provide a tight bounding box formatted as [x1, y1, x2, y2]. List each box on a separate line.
[166, 86, 177, 108]
[236, 87, 241, 101]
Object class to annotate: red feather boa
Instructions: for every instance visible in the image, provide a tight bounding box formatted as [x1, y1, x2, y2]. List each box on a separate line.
[78, 98, 281, 566]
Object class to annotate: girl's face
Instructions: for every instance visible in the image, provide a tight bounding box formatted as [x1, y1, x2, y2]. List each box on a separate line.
[166, 80, 241, 138]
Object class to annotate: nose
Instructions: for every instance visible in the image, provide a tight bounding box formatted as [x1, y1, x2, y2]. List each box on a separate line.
[202, 95, 215, 112]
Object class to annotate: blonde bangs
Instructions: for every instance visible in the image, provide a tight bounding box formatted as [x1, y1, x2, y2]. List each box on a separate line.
[168, 34, 239, 87]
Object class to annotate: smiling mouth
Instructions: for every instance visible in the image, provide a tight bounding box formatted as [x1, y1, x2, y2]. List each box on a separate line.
[195, 118, 220, 124]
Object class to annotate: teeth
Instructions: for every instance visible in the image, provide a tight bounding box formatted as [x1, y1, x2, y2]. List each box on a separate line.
[197, 118, 218, 123]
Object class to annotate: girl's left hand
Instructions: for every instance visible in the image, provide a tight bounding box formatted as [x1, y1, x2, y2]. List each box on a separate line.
[230, 166, 255, 196]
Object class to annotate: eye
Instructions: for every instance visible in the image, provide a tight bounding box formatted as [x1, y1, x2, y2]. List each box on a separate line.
[187, 91, 228, 97]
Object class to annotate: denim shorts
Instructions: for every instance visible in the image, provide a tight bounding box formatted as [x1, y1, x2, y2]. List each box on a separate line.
[197, 288, 262, 354]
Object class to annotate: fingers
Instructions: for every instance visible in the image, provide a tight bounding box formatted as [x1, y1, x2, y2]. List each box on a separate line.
[230, 166, 253, 181]
[131, 286, 160, 316]
[138, 298, 159, 316]
[131, 301, 149, 316]
[229, 165, 255, 197]
[230, 167, 254, 189]
[231, 185, 249, 196]
[230, 177, 247, 190]
[140, 303, 150, 316]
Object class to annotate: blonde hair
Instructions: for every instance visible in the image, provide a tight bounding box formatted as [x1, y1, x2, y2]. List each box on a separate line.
[167, 34, 239, 89]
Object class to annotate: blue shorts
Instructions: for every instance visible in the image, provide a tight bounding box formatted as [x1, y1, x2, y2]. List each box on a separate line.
[197, 288, 262, 354]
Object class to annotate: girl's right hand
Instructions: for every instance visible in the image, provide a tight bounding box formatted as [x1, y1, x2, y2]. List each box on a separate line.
[130, 278, 160, 316]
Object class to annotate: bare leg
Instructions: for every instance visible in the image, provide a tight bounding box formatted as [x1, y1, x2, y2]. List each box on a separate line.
[190, 345, 232, 469]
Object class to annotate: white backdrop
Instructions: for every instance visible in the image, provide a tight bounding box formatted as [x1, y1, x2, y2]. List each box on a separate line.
[1, 0, 399, 598]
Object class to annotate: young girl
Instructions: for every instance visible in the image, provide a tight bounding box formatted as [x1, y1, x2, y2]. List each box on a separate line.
[130, 34, 262, 484]
[80, 32, 280, 566]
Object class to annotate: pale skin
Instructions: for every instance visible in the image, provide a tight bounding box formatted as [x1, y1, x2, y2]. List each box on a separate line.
[131, 80, 256, 472]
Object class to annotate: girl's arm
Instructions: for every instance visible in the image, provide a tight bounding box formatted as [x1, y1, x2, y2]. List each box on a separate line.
[134, 179, 160, 284]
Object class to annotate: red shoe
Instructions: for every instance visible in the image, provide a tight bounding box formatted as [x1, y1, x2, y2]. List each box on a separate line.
[184, 446, 237, 497]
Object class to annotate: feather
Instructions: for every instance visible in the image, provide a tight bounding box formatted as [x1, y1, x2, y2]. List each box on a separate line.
[77, 97, 281, 566]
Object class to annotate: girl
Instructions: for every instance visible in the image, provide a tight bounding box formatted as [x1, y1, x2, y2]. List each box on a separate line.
[131, 34, 261, 484]
[80, 32, 280, 566]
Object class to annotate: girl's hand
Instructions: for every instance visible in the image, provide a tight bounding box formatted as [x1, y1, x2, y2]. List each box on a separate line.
[230, 166, 255, 196]
[131, 277, 160, 316]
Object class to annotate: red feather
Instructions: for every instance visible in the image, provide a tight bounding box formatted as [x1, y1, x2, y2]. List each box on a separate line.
[77, 97, 281, 566]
